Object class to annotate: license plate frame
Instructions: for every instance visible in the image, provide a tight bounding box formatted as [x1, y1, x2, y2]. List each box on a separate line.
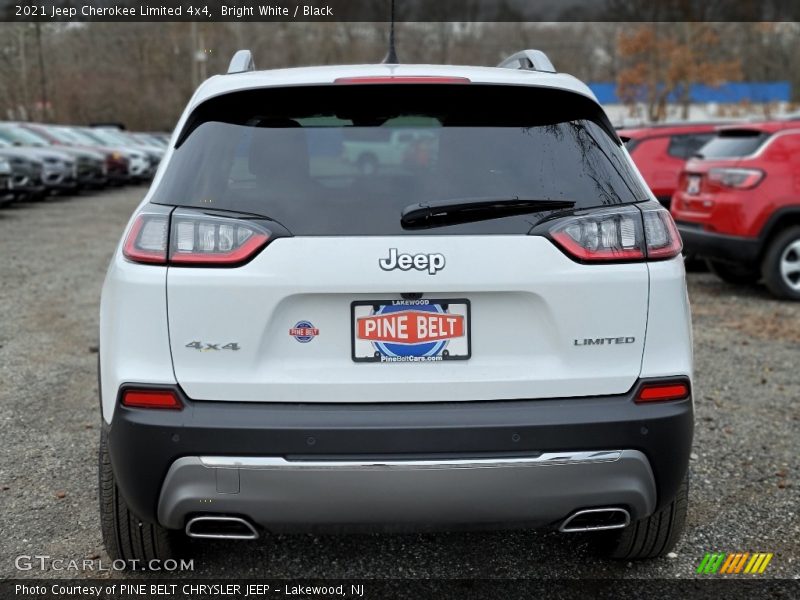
[351, 298, 471, 363]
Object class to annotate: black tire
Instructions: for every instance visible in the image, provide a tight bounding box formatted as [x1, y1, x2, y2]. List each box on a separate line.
[592, 474, 688, 560]
[761, 226, 800, 301]
[99, 428, 182, 567]
[705, 259, 760, 285]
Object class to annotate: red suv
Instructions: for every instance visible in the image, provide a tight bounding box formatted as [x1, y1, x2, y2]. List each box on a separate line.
[671, 121, 800, 300]
[619, 123, 721, 208]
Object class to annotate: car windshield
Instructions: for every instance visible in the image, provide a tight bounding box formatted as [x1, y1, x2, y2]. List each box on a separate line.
[0, 126, 47, 146]
[89, 129, 130, 146]
[151, 85, 648, 236]
[46, 127, 82, 144]
[67, 129, 106, 146]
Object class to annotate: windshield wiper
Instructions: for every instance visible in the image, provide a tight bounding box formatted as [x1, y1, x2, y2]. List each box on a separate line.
[401, 197, 575, 229]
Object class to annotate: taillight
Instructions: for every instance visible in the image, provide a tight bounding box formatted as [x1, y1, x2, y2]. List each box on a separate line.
[707, 168, 764, 189]
[121, 388, 182, 410]
[123, 210, 271, 267]
[642, 207, 683, 259]
[636, 380, 691, 403]
[122, 214, 168, 264]
[169, 211, 270, 266]
[549, 204, 682, 263]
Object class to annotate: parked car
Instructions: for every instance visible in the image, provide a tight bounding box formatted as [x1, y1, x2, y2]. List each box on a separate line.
[619, 122, 725, 209]
[72, 127, 153, 181]
[98, 49, 693, 567]
[0, 147, 46, 201]
[0, 122, 107, 190]
[0, 157, 13, 205]
[131, 132, 168, 149]
[672, 121, 800, 300]
[0, 140, 51, 200]
[19, 123, 129, 185]
[342, 128, 437, 174]
[87, 127, 163, 176]
[0, 129, 78, 195]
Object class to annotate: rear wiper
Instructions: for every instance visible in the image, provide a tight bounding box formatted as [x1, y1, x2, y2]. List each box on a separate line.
[401, 197, 575, 229]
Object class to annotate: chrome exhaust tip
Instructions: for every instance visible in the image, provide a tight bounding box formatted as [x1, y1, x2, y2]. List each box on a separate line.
[559, 507, 631, 533]
[185, 516, 259, 540]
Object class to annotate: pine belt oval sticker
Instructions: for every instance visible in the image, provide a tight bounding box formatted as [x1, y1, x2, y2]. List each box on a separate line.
[290, 321, 319, 343]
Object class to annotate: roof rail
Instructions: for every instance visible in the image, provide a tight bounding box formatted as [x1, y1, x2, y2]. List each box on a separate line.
[227, 50, 255, 74]
[497, 50, 556, 74]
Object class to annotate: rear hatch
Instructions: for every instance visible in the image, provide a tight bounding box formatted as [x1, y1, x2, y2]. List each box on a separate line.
[153, 83, 653, 403]
[675, 128, 772, 221]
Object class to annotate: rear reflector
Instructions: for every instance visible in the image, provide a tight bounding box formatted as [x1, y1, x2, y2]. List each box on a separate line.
[636, 382, 690, 403]
[334, 76, 471, 85]
[121, 389, 182, 410]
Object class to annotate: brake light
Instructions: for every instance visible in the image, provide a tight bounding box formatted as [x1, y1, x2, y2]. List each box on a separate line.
[122, 214, 168, 264]
[642, 208, 683, 259]
[549, 205, 682, 263]
[121, 389, 182, 410]
[123, 211, 271, 266]
[169, 212, 270, 266]
[707, 168, 764, 189]
[334, 76, 471, 85]
[636, 381, 690, 403]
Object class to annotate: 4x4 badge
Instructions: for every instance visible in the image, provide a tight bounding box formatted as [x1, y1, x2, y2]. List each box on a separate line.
[379, 248, 446, 275]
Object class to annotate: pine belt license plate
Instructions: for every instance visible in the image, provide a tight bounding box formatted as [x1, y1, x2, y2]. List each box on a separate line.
[351, 299, 471, 363]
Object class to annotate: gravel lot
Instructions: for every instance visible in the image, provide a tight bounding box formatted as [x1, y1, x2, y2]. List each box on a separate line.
[0, 188, 798, 580]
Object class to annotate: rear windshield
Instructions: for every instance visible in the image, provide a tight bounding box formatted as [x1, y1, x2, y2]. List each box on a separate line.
[151, 85, 648, 235]
[697, 130, 771, 159]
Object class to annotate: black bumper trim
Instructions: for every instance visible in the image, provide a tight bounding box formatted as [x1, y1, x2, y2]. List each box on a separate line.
[107, 380, 693, 525]
[677, 222, 761, 264]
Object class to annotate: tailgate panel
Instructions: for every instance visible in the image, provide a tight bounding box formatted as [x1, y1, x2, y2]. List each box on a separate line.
[167, 236, 648, 402]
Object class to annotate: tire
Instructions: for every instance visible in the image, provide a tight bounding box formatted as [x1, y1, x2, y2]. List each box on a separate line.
[99, 428, 182, 567]
[705, 259, 759, 285]
[761, 226, 800, 301]
[592, 474, 688, 560]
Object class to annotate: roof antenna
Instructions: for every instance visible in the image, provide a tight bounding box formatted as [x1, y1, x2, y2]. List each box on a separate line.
[382, 0, 399, 64]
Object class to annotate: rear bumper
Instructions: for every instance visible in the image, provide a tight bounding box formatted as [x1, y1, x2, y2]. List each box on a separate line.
[159, 450, 655, 531]
[107, 380, 693, 531]
[677, 222, 761, 265]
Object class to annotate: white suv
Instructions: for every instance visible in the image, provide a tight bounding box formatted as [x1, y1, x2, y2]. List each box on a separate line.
[98, 49, 693, 565]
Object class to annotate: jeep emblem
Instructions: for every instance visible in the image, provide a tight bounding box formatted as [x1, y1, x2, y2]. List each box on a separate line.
[379, 248, 446, 275]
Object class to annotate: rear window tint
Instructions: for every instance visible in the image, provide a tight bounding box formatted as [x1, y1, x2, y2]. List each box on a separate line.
[697, 130, 770, 159]
[667, 133, 714, 159]
[152, 86, 648, 236]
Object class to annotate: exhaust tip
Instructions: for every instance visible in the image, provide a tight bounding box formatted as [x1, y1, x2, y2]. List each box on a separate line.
[185, 516, 259, 540]
[559, 507, 631, 533]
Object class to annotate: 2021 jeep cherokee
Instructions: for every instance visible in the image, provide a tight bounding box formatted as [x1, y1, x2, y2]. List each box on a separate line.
[98, 49, 693, 565]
